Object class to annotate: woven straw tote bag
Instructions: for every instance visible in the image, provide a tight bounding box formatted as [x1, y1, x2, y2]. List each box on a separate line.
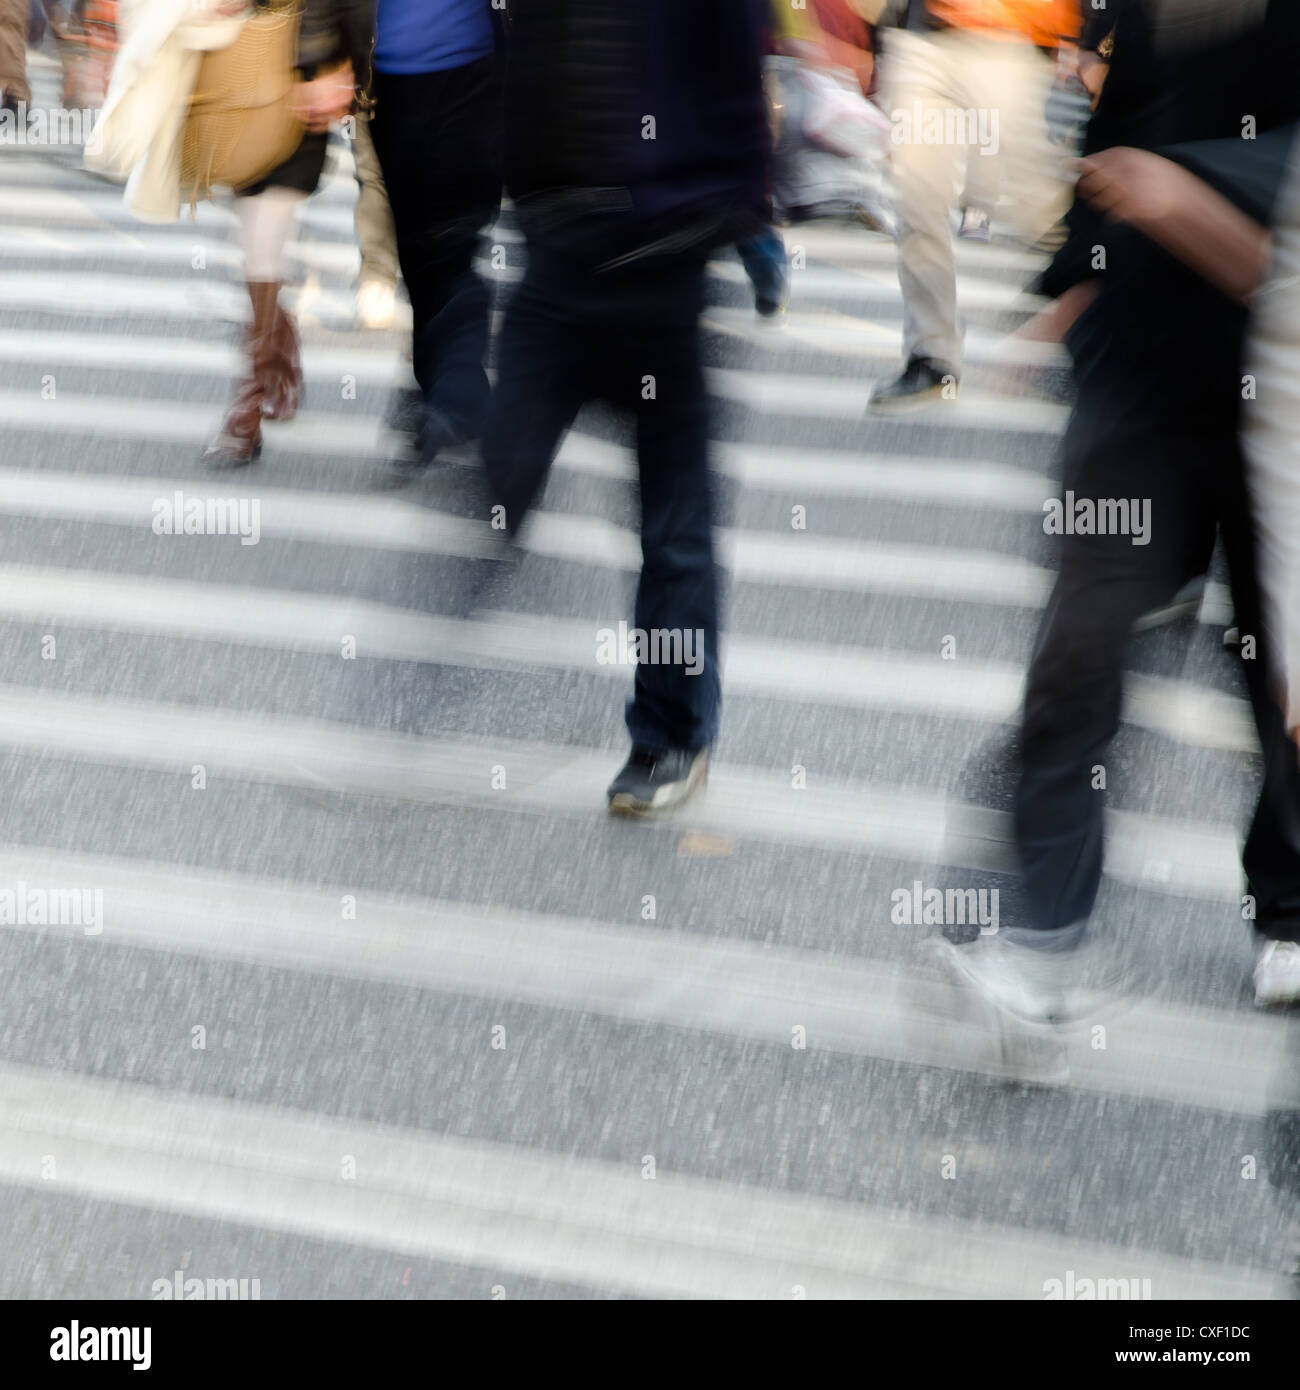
[180, 2, 305, 210]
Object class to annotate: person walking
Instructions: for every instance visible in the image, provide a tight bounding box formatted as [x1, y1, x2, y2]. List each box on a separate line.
[203, 0, 371, 466]
[87, 0, 373, 466]
[937, 0, 1300, 1061]
[365, 0, 503, 471]
[481, 0, 771, 814]
[867, 0, 1079, 412]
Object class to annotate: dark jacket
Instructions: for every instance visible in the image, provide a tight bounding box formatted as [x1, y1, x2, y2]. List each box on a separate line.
[501, 0, 771, 271]
[1039, 0, 1300, 434]
[295, 0, 376, 85]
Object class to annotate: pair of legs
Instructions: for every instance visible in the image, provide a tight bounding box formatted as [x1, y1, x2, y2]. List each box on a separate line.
[880, 27, 1068, 374]
[933, 406, 1300, 1066]
[1016, 405, 1300, 945]
[369, 55, 502, 452]
[482, 245, 721, 755]
[205, 182, 313, 466]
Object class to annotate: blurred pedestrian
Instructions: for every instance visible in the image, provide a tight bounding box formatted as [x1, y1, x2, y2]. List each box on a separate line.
[482, 0, 770, 814]
[937, 0, 1300, 1059]
[1242, 135, 1300, 1003]
[365, 0, 502, 472]
[868, 0, 1079, 412]
[203, 0, 371, 465]
[768, 0, 892, 231]
[88, 0, 373, 467]
[0, 0, 31, 110]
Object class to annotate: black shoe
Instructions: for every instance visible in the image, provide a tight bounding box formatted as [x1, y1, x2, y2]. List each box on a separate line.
[415, 404, 464, 469]
[387, 402, 466, 481]
[607, 745, 709, 815]
[383, 385, 424, 438]
[867, 357, 956, 414]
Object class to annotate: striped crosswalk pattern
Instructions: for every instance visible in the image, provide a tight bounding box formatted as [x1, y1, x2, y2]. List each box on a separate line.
[0, 55, 1293, 1301]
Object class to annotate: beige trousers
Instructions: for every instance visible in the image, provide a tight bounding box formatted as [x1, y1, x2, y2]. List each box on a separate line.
[351, 113, 398, 288]
[881, 27, 1070, 371]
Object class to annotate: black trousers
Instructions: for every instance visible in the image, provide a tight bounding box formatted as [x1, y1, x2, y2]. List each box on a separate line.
[1016, 398, 1300, 942]
[369, 55, 502, 439]
[481, 245, 722, 753]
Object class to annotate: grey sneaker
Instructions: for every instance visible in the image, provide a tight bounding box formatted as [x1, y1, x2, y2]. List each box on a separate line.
[607, 746, 709, 815]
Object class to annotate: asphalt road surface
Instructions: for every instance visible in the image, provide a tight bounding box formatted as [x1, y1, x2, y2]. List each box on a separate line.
[0, 52, 1295, 1300]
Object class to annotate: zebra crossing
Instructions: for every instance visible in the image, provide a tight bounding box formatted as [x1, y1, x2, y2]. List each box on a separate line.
[0, 53, 1296, 1300]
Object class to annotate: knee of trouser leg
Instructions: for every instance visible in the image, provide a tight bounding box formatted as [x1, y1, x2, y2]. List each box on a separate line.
[1027, 630, 1125, 738]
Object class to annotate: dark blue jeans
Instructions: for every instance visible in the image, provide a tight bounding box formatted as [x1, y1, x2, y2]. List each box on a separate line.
[369, 55, 502, 441]
[482, 244, 721, 753]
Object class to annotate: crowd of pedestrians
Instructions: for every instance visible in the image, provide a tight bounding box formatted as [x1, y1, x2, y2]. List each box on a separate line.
[13, 0, 1300, 1048]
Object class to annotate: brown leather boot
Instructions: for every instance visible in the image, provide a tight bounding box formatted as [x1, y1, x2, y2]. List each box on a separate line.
[203, 281, 279, 466]
[262, 296, 302, 422]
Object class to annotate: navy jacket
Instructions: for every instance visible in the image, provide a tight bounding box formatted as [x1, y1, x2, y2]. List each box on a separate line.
[500, 0, 771, 271]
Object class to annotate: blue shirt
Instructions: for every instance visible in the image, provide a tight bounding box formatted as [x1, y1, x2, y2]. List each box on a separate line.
[374, 0, 493, 76]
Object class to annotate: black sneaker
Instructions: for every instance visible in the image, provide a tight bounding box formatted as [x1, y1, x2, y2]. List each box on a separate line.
[607, 746, 709, 815]
[867, 357, 956, 414]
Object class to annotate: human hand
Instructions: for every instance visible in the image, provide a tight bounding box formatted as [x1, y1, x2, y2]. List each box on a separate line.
[291, 61, 355, 133]
[1076, 147, 1194, 232]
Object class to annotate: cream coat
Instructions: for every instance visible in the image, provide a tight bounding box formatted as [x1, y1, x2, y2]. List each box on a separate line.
[85, 0, 248, 223]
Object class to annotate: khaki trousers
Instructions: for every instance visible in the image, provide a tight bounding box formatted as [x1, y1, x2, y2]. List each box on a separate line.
[351, 113, 398, 288]
[881, 27, 1069, 371]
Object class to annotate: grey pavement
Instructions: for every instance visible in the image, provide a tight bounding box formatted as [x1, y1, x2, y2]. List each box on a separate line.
[0, 51, 1295, 1301]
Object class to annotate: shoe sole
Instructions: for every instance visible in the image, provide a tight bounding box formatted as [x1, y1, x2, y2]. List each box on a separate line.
[1132, 597, 1203, 633]
[866, 386, 955, 415]
[990, 1013, 1071, 1085]
[1253, 983, 1300, 1009]
[608, 759, 709, 816]
[203, 441, 262, 468]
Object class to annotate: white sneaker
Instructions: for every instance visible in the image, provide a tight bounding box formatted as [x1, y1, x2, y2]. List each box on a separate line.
[926, 933, 1080, 1084]
[1254, 940, 1300, 1008]
[356, 280, 396, 331]
[932, 931, 1082, 1027]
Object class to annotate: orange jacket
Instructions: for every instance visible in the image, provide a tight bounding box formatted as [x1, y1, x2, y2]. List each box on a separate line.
[927, 1, 1080, 48]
